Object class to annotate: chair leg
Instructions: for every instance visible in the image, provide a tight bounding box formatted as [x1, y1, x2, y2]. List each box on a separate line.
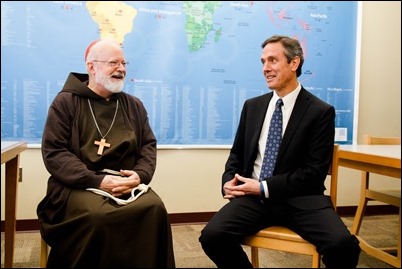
[250, 246, 259, 268]
[312, 251, 321, 268]
[351, 174, 370, 235]
[351, 198, 368, 234]
[398, 206, 401, 263]
[40, 238, 48, 268]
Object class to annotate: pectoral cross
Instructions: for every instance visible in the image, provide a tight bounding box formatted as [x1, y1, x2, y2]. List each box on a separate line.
[94, 138, 111, 155]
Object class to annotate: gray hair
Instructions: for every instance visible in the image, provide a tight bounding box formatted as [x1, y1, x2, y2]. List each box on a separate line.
[261, 35, 304, 77]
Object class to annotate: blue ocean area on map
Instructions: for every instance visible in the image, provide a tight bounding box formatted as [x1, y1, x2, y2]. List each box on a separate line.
[1, 1, 359, 146]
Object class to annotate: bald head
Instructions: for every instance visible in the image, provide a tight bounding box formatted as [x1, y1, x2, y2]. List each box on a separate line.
[85, 39, 123, 64]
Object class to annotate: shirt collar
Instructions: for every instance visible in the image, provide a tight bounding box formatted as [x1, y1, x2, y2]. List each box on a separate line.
[272, 83, 301, 109]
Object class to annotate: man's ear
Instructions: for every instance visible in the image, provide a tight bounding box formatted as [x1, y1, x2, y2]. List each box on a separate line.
[291, 56, 300, 72]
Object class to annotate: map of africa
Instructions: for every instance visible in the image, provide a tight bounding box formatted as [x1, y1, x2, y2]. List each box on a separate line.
[1, 1, 360, 146]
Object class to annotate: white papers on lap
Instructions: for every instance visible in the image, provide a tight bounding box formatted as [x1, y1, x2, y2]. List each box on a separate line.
[87, 184, 150, 205]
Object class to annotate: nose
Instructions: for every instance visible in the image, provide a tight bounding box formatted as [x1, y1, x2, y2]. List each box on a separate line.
[116, 63, 126, 70]
[262, 61, 271, 70]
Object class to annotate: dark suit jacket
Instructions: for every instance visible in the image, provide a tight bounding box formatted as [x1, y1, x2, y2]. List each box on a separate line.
[222, 87, 335, 209]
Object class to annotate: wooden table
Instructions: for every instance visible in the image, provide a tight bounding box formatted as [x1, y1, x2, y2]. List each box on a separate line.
[1, 141, 27, 268]
[338, 145, 401, 268]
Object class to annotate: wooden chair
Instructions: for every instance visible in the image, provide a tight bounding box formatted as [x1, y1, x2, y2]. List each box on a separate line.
[242, 144, 339, 268]
[350, 134, 401, 267]
[40, 238, 48, 268]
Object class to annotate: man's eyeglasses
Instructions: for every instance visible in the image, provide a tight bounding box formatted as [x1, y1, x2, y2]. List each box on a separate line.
[93, 60, 129, 67]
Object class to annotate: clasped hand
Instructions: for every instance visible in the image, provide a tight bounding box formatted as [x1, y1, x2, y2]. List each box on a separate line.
[99, 170, 140, 197]
[223, 174, 261, 199]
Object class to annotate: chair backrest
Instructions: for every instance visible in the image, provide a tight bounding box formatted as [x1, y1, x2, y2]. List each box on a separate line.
[363, 134, 401, 145]
[328, 144, 339, 208]
[360, 134, 400, 191]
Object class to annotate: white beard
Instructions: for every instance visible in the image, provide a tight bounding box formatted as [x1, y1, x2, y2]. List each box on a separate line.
[95, 72, 124, 93]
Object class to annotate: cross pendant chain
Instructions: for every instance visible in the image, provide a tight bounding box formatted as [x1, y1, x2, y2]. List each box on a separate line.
[88, 99, 119, 156]
[94, 138, 111, 155]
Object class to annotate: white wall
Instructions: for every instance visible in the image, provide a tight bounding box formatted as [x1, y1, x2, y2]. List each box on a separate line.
[1, 1, 401, 220]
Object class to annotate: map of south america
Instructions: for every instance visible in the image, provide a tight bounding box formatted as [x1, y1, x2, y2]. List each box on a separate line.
[86, 1, 137, 44]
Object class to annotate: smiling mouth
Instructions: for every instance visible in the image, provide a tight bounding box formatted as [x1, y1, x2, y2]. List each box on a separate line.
[112, 74, 125, 79]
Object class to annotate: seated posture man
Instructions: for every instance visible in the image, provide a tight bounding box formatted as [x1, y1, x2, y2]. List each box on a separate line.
[37, 39, 175, 268]
[199, 35, 360, 268]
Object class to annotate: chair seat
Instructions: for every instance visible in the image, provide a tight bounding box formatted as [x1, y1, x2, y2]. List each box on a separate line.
[366, 189, 401, 206]
[253, 226, 308, 242]
[369, 188, 400, 198]
[243, 226, 318, 255]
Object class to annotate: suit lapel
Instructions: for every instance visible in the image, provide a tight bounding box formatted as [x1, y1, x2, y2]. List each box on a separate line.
[278, 88, 311, 160]
[246, 93, 272, 174]
[251, 93, 272, 146]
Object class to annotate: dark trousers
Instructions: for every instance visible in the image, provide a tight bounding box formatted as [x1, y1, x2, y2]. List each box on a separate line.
[199, 195, 360, 268]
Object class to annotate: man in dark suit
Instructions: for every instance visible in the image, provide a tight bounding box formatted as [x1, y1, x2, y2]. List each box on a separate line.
[199, 35, 360, 268]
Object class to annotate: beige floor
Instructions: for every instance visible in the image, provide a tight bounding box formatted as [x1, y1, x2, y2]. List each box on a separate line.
[1, 215, 399, 268]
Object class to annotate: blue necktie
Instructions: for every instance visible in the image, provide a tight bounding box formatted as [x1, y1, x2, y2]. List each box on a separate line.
[260, 98, 283, 180]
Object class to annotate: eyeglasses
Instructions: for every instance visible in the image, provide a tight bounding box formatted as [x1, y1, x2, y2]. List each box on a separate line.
[92, 60, 129, 67]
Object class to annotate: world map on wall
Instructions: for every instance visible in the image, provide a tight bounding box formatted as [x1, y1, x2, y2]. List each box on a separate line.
[1, 1, 359, 146]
